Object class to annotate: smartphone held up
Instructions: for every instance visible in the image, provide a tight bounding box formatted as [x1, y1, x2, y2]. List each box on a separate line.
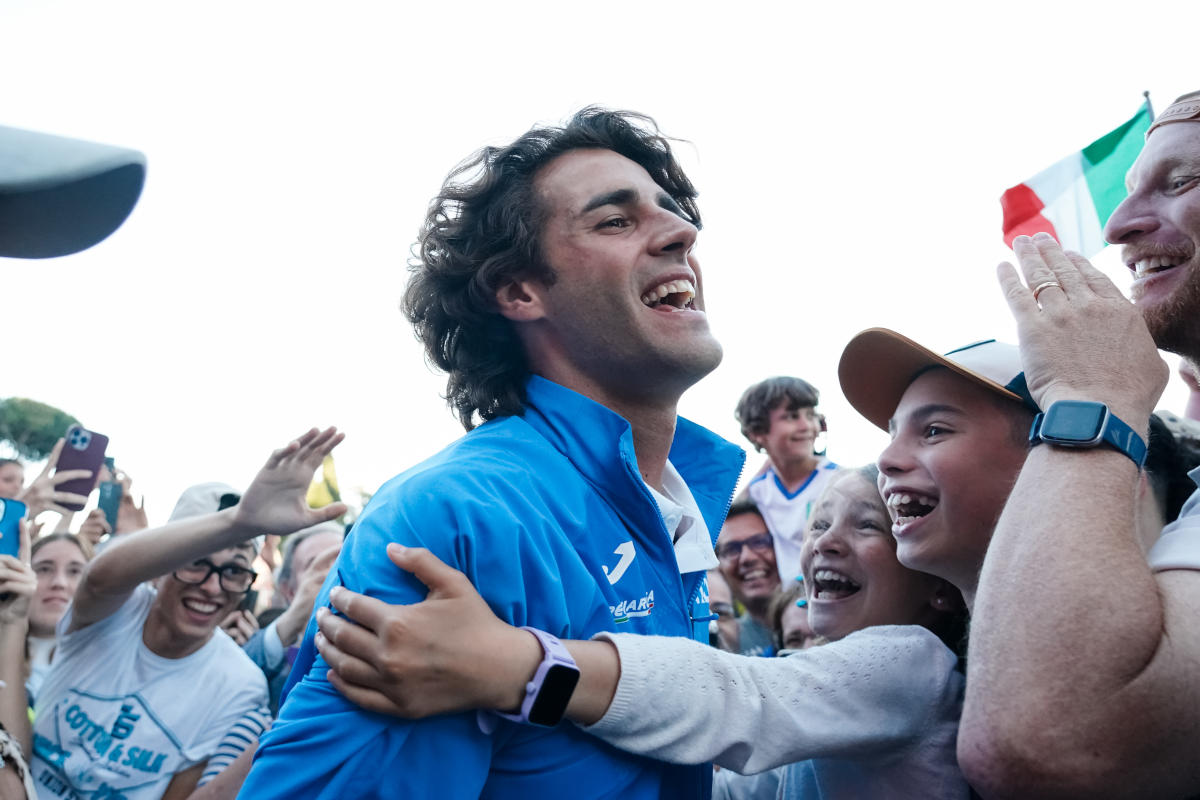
[0, 497, 26, 558]
[55, 425, 108, 512]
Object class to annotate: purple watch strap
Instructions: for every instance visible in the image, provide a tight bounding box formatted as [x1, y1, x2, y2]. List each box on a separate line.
[492, 627, 579, 726]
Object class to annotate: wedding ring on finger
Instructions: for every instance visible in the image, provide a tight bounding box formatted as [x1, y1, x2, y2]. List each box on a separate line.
[1031, 281, 1062, 303]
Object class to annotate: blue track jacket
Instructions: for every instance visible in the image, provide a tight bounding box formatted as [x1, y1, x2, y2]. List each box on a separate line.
[240, 377, 745, 800]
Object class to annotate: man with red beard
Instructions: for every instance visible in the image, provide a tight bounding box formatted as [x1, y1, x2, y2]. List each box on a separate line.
[960, 91, 1200, 799]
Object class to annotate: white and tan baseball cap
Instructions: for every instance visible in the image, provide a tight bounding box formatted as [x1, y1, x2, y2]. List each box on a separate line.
[838, 327, 1038, 432]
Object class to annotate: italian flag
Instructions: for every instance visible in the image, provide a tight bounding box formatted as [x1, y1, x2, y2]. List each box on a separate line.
[1001, 102, 1153, 256]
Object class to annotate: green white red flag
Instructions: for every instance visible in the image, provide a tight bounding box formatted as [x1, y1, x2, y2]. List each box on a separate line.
[1001, 102, 1153, 256]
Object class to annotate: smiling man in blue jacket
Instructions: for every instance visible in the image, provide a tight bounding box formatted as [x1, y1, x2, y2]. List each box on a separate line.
[239, 108, 745, 800]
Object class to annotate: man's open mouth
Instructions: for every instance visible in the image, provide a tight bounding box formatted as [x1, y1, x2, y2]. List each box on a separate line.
[1132, 256, 1181, 278]
[887, 492, 938, 526]
[641, 279, 697, 310]
[812, 569, 861, 600]
[182, 598, 220, 616]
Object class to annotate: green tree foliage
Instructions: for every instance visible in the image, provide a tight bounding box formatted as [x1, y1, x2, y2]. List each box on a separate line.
[0, 397, 80, 461]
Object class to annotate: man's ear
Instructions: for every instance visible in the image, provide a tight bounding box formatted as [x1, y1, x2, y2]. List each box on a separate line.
[495, 278, 548, 322]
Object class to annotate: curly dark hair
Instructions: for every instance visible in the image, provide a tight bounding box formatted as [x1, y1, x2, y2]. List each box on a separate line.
[403, 107, 701, 431]
[734, 376, 822, 448]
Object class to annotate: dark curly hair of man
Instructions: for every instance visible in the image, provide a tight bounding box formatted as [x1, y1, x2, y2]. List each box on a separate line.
[403, 107, 701, 431]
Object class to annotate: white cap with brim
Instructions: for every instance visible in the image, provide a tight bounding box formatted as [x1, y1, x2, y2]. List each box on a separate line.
[168, 482, 262, 554]
[838, 327, 1038, 432]
[0, 125, 146, 259]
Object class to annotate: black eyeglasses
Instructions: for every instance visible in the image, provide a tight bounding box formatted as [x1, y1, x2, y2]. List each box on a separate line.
[709, 601, 736, 620]
[715, 532, 774, 563]
[173, 559, 257, 594]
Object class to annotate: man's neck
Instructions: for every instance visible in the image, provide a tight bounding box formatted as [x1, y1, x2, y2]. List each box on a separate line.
[772, 454, 821, 493]
[143, 609, 212, 660]
[624, 403, 679, 493]
[529, 366, 684, 492]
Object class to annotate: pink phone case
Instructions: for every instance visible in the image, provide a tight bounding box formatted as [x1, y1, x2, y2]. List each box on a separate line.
[55, 426, 109, 512]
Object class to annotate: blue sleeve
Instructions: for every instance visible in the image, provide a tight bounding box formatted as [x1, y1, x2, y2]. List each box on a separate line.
[239, 475, 534, 799]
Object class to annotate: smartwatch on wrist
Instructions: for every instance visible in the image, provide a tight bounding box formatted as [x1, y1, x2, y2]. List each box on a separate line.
[1028, 400, 1147, 469]
[494, 627, 580, 727]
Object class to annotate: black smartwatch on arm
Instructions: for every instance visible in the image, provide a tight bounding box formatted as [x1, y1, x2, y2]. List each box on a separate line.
[1028, 400, 1147, 470]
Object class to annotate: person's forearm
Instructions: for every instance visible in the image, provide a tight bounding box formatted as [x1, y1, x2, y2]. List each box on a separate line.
[83, 508, 251, 597]
[272, 604, 308, 650]
[72, 508, 256, 631]
[480, 632, 619, 725]
[962, 446, 1161, 793]
[186, 745, 255, 799]
[0, 619, 31, 755]
[583, 629, 956, 774]
[561, 640, 620, 725]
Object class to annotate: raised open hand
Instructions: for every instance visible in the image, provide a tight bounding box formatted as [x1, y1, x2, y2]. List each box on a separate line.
[18, 438, 91, 518]
[233, 428, 347, 538]
[998, 233, 1168, 425]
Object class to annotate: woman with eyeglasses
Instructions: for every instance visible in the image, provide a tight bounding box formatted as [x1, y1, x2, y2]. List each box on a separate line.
[25, 428, 346, 800]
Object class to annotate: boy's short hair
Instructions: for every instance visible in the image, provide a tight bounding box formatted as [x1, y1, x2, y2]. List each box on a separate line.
[734, 377, 821, 445]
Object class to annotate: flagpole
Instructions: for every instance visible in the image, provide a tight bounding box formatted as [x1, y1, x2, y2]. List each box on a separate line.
[1144, 90, 1154, 117]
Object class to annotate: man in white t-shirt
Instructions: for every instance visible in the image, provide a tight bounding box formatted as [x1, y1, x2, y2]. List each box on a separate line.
[28, 428, 344, 799]
[735, 376, 839, 583]
[960, 91, 1200, 798]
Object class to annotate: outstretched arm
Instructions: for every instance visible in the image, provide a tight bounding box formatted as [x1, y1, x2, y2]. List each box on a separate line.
[316, 543, 619, 725]
[961, 235, 1200, 798]
[71, 428, 346, 631]
[316, 546, 962, 774]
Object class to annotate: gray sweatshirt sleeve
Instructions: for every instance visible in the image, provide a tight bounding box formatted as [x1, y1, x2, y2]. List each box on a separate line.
[580, 625, 961, 775]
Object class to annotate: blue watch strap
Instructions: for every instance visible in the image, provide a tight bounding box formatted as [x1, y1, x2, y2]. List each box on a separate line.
[1029, 401, 1147, 470]
[1099, 412, 1148, 469]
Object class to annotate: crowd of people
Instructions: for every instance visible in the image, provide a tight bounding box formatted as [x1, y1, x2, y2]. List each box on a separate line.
[2, 91, 1200, 798]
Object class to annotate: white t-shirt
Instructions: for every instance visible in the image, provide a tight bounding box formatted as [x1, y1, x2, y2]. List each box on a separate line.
[25, 636, 55, 706]
[1149, 467, 1200, 571]
[30, 584, 268, 800]
[746, 459, 839, 583]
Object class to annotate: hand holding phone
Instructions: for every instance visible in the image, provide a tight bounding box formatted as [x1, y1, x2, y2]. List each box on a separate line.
[0, 498, 31, 606]
[0, 498, 26, 559]
[239, 589, 260, 614]
[53, 426, 109, 512]
[98, 480, 123, 536]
